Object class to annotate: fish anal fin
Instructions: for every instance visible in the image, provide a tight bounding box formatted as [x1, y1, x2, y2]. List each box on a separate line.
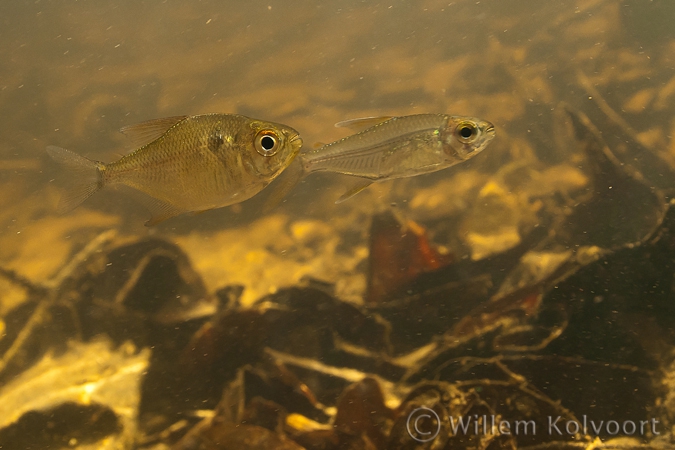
[142, 198, 187, 226]
[335, 180, 373, 204]
[120, 115, 188, 149]
[334, 116, 393, 133]
[56, 181, 100, 214]
[192, 208, 214, 216]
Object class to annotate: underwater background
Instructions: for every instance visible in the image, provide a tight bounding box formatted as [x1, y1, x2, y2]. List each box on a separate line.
[1, 1, 675, 448]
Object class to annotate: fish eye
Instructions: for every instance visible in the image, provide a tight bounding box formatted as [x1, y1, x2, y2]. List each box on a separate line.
[255, 130, 280, 156]
[456, 122, 478, 142]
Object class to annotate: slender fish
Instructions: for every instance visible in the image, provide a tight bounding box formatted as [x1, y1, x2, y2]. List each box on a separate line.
[47, 114, 303, 225]
[269, 114, 495, 204]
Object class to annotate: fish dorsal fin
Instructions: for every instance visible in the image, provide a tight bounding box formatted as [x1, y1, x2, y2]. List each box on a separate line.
[334, 116, 393, 133]
[335, 180, 373, 204]
[120, 115, 188, 149]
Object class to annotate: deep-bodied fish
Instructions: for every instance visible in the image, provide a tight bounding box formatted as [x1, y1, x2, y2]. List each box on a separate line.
[267, 114, 494, 205]
[47, 114, 303, 225]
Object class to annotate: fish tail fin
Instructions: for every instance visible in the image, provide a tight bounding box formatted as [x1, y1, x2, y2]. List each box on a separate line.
[46, 145, 106, 213]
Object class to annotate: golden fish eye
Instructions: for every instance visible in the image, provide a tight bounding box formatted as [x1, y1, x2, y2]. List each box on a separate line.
[255, 130, 280, 156]
[456, 121, 478, 143]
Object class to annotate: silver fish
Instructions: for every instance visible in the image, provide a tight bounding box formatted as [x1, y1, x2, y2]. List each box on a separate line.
[47, 114, 303, 225]
[268, 114, 495, 205]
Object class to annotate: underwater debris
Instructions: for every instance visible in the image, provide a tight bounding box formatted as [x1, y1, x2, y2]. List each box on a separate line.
[168, 205, 674, 449]
[0, 230, 118, 382]
[576, 71, 675, 192]
[175, 286, 396, 409]
[173, 419, 306, 450]
[551, 104, 666, 249]
[2, 201, 673, 449]
[0, 339, 149, 450]
[0, 234, 219, 447]
[366, 210, 452, 304]
[0, 233, 214, 381]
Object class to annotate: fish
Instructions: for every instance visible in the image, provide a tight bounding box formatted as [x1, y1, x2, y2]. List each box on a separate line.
[265, 113, 495, 206]
[47, 114, 303, 225]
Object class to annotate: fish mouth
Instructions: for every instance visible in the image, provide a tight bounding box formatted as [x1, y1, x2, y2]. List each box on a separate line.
[484, 122, 496, 138]
[289, 133, 303, 152]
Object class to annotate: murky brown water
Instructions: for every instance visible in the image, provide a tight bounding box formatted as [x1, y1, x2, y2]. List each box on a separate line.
[1, 1, 675, 448]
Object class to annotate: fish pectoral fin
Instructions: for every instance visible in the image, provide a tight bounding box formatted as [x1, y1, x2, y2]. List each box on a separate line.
[335, 180, 373, 204]
[119, 115, 189, 149]
[334, 116, 393, 133]
[262, 157, 306, 213]
[143, 198, 187, 226]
